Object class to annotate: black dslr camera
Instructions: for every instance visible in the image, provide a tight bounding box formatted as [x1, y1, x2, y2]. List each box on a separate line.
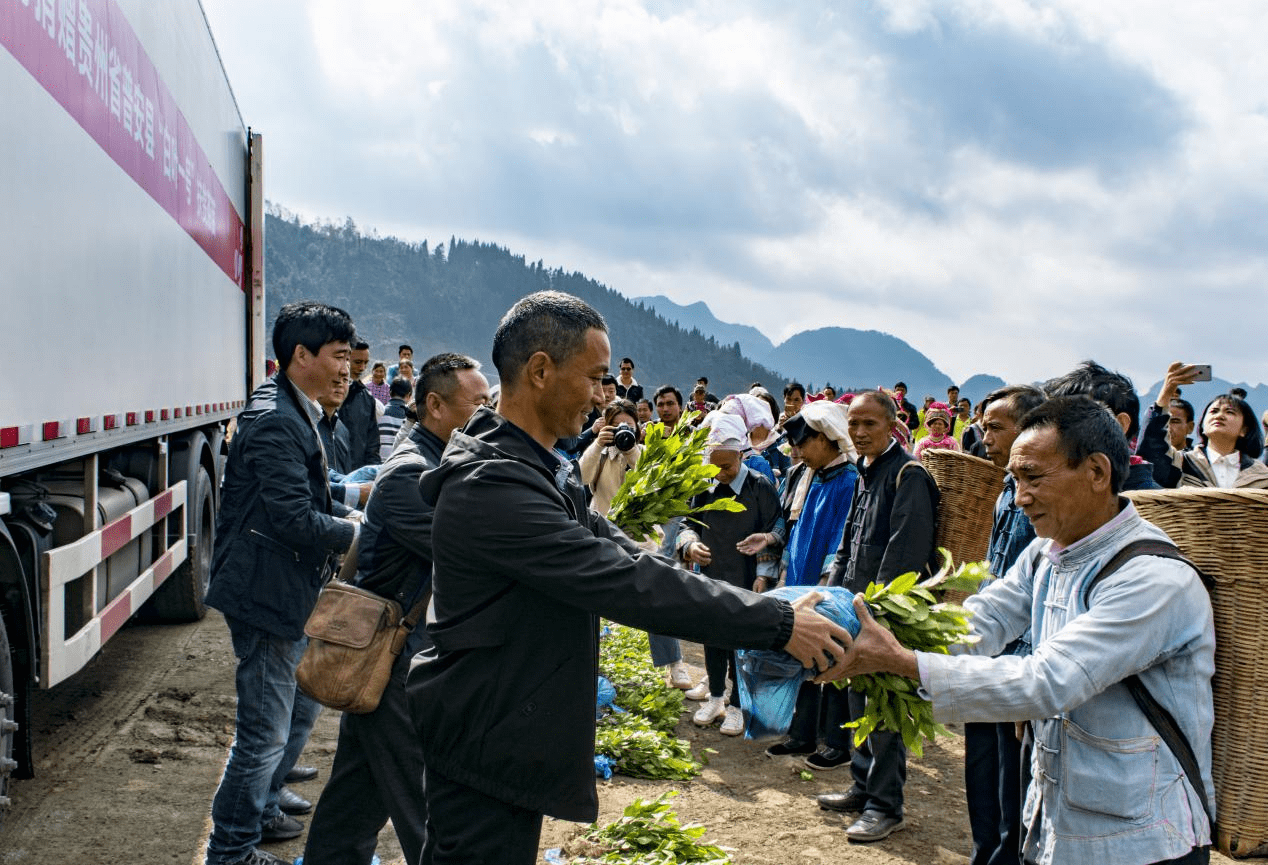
[612, 422, 638, 452]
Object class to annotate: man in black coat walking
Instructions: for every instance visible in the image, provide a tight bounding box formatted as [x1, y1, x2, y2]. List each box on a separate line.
[407, 291, 854, 865]
[337, 340, 382, 471]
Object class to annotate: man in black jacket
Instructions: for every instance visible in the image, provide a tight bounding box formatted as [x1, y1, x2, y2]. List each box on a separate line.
[816, 390, 939, 843]
[407, 291, 853, 865]
[204, 302, 359, 865]
[303, 353, 490, 865]
[337, 340, 383, 471]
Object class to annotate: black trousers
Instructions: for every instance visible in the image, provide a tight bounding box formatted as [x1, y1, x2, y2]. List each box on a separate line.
[847, 688, 906, 816]
[703, 646, 740, 707]
[786, 681, 854, 751]
[964, 721, 1023, 865]
[422, 768, 544, 865]
[302, 650, 428, 865]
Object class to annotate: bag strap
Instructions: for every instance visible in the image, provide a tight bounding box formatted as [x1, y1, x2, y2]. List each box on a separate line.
[1082, 539, 1214, 829]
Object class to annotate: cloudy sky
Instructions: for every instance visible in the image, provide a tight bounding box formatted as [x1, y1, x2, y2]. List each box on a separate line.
[201, 0, 1268, 388]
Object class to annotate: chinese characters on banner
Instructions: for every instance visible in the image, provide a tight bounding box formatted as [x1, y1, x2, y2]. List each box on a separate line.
[2, 0, 247, 289]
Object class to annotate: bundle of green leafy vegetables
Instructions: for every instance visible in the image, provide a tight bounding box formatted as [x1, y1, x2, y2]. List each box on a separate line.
[565, 792, 730, 865]
[606, 416, 743, 541]
[596, 623, 699, 779]
[835, 556, 989, 756]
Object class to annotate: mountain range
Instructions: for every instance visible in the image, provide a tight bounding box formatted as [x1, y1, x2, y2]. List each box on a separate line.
[634, 295, 1006, 403]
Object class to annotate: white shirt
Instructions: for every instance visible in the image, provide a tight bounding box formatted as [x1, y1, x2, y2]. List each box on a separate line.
[1205, 446, 1241, 488]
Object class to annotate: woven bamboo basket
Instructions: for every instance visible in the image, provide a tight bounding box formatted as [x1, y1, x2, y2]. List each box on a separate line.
[919, 449, 1006, 602]
[1126, 487, 1268, 858]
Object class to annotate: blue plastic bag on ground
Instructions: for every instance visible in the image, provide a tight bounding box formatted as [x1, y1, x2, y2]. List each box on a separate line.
[595, 675, 622, 719]
[736, 586, 862, 739]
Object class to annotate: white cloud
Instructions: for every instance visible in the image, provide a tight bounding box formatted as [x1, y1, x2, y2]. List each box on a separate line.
[201, 0, 1268, 389]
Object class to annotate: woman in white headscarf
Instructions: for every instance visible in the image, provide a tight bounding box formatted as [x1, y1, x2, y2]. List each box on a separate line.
[709, 393, 779, 484]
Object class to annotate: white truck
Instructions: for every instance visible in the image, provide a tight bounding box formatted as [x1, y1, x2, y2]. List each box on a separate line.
[0, 0, 264, 823]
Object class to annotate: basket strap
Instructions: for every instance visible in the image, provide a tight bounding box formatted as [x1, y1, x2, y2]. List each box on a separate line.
[1082, 538, 1214, 830]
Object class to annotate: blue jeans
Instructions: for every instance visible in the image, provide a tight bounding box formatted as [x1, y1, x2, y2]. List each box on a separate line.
[206, 617, 323, 864]
[648, 633, 681, 667]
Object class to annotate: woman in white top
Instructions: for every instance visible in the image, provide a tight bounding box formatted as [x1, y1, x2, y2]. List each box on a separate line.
[579, 399, 643, 515]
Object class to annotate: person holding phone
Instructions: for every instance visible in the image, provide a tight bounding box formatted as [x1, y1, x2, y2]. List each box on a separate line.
[1137, 362, 1268, 489]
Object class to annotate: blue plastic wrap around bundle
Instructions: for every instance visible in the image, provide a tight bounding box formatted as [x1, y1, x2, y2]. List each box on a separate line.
[736, 586, 862, 739]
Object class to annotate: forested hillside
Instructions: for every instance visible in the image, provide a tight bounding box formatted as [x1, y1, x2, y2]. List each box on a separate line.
[265, 209, 787, 394]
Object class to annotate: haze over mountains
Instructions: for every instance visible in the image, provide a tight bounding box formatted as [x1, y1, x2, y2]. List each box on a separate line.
[263, 207, 1266, 415]
[634, 295, 1006, 401]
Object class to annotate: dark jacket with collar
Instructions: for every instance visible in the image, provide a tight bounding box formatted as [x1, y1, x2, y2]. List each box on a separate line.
[828, 442, 939, 592]
[355, 423, 445, 609]
[337, 378, 382, 470]
[406, 407, 795, 821]
[206, 372, 356, 640]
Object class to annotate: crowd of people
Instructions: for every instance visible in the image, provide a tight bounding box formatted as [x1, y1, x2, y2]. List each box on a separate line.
[201, 293, 1263, 865]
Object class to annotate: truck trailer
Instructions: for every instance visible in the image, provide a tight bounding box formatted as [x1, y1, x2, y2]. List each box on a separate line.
[0, 0, 264, 825]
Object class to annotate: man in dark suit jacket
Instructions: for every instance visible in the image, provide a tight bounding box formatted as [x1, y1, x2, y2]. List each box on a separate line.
[204, 301, 359, 865]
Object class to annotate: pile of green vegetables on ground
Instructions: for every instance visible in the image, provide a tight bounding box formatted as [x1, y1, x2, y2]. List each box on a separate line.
[835, 555, 989, 756]
[597, 624, 701, 780]
[606, 416, 743, 538]
[561, 792, 731, 865]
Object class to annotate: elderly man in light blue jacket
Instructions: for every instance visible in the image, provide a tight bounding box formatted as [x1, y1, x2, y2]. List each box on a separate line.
[833, 395, 1215, 865]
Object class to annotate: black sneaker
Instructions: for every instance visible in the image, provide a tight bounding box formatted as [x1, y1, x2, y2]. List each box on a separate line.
[764, 738, 816, 757]
[259, 812, 304, 843]
[230, 849, 288, 865]
[804, 746, 851, 770]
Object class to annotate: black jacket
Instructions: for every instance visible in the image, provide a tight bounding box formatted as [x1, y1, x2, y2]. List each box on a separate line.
[355, 423, 445, 609]
[206, 373, 356, 640]
[829, 442, 939, 592]
[337, 378, 382, 470]
[406, 407, 794, 821]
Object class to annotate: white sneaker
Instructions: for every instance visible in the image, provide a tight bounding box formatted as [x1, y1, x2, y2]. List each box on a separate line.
[720, 706, 744, 736]
[693, 697, 727, 726]
[685, 677, 710, 701]
[667, 661, 693, 690]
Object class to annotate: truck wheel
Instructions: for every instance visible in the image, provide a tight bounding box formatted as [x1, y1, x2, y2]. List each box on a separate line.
[147, 466, 213, 622]
[0, 614, 16, 830]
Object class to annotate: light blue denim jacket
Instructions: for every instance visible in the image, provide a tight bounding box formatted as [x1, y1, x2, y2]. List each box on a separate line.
[919, 500, 1215, 865]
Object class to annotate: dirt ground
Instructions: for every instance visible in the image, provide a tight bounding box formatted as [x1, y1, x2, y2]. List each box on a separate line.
[2, 613, 1235, 865]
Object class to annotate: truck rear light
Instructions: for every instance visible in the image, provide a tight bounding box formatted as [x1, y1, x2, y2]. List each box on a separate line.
[144, 410, 155, 423]
[43, 421, 67, 441]
[125, 412, 138, 426]
[76, 417, 97, 435]
[160, 408, 170, 420]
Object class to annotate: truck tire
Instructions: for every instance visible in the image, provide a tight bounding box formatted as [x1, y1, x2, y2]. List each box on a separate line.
[0, 613, 16, 830]
[146, 466, 213, 622]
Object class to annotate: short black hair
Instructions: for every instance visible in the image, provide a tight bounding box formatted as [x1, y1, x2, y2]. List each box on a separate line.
[372, 361, 386, 371]
[1230, 387, 1248, 399]
[1169, 397, 1195, 425]
[852, 389, 897, 423]
[272, 301, 356, 371]
[491, 291, 607, 383]
[417, 352, 480, 406]
[750, 382, 762, 389]
[389, 376, 413, 399]
[398, 344, 413, 355]
[601, 374, 617, 387]
[653, 385, 683, 407]
[1018, 395, 1130, 494]
[894, 381, 908, 391]
[947, 385, 960, 393]
[1043, 360, 1141, 441]
[697, 376, 709, 385]
[783, 381, 806, 400]
[1199, 395, 1264, 459]
[353, 340, 370, 352]
[620, 357, 634, 367]
[983, 384, 1045, 424]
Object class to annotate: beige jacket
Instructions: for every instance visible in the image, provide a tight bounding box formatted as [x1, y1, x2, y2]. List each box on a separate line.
[579, 441, 642, 516]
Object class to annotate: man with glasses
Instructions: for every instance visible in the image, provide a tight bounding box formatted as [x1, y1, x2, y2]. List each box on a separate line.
[615, 357, 643, 402]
